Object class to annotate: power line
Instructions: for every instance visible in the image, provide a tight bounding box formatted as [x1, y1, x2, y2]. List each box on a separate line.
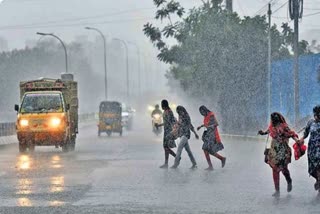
[254, 0, 281, 16]
[303, 11, 320, 17]
[0, 17, 155, 31]
[273, 1, 288, 14]
[0, 7, 155, 30]
[304, 7, 320, 11]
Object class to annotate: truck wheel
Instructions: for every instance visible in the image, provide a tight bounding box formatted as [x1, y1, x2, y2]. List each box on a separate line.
[19, 143, 27, 153]
[62, 143, 69, 153]
[69, 139, 76, 151]
[28, 143, 35, 153]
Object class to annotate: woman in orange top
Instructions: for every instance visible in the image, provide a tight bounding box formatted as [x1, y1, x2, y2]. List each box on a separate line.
[197, 105, 226, 171]
[258, 112, 299, 197]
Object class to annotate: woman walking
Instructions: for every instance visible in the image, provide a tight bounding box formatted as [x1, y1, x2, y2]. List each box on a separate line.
[298, 105, 320, 192]
[157, 100, 177, 169]
[171, 106, 199, 169]
[197, 105, 226, 171]
[258, 112, 299, 197]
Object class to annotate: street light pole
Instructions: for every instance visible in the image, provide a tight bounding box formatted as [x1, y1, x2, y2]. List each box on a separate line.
[85, 27, 108, 100]
[113, 38, 129, 102]
[36, 32, 68, 74]
[289, 0, 303, 125]
[128, 41, 141, 97]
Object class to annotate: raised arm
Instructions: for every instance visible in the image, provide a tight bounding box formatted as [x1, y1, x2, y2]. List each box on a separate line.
[197, 124, 204, 131]
[299, 120, 312, 143]
[189, 122, 199, 139]
[258, 129, 269, 135]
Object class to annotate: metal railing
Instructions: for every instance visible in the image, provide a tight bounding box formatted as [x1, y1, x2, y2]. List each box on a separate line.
[0, 123, 15, 137]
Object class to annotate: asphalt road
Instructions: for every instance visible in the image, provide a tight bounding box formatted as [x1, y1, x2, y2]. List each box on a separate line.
[0, 122, 320, 214]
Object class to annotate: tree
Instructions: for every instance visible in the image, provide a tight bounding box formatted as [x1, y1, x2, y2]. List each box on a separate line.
[144, 0, 309, 134]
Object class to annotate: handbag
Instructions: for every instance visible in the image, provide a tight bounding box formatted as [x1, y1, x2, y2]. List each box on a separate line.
[264, 135, 270, 164]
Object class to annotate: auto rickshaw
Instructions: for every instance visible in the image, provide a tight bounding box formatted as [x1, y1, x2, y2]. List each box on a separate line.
[98, 101, 122, 137]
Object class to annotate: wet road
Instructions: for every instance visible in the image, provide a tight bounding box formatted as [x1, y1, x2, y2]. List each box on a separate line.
[0, 123, 320, 213]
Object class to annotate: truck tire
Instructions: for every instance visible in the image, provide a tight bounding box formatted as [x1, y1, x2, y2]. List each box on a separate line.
[19, 143, 27, 153]
[62, 145, 69, 152]
[69, 139, 76, 151]
[62, 142, 69, 153]
[28, 143, 35, 153]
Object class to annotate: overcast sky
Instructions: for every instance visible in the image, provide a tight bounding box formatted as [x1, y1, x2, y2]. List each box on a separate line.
[0, 0, 319, 50]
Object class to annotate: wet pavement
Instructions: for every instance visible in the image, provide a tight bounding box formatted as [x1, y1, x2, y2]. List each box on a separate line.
[0, 124, 320, 213]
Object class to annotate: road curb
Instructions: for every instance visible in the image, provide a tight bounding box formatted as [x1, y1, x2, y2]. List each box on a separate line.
[220, 134, 265, 141]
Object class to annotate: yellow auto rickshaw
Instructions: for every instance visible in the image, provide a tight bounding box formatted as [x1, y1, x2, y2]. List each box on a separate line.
[98, 101, 122, 137]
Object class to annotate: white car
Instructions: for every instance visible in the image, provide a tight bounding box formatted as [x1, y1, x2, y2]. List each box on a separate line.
[122, 104, 134, 130]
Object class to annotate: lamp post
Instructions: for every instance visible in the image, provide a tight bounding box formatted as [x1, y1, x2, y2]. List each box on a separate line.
[128, 41, 141, 97]
[36, 32, 68, 74]
[113, 38, 129, 101]
[85, 27, 108, 100]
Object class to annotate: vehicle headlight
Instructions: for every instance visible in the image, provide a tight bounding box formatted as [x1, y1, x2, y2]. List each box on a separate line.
[122, 112, 129, 117]
[19, 119, 29, 127]
[148, 105, 155, 112]
[154, 114, 161, 120]
[170, 104, 177, 109]
[50, 118, 61, 127]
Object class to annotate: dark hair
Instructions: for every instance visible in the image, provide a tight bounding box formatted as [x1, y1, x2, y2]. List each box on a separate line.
[176, 105, 187, 115]
[177, 105, 191, 121]
[270, 112, 286, 126]
[161, 100, 169, 109]
[199, 105, 210, 116]
[313, 105, 320, 116]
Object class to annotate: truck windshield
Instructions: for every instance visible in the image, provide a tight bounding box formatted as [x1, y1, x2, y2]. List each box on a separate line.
[21, 93, 64, 113]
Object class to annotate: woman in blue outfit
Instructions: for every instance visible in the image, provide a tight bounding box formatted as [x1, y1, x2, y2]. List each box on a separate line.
[299, 105, 320, 192]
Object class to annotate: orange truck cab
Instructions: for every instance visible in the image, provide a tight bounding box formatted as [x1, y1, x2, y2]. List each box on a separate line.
[15, 74, 78, 153]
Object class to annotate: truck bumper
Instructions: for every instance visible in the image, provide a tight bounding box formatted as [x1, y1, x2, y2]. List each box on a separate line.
[17, 131, 66, 146]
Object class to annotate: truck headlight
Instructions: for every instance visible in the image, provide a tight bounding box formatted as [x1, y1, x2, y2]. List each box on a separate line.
[50, 118, 61, 127]
[148, 105, 154, 112]
[20, 119, 29, 127]
[154, 114, 161, 120]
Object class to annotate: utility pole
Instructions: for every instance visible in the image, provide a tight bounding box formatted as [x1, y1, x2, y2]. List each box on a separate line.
[267, 3, 272, 121]
[226, 0, 233, 12]
[289, 0, 303, 125]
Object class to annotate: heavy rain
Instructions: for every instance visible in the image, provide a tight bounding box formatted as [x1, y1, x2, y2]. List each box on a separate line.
[0, 0, 320, 213]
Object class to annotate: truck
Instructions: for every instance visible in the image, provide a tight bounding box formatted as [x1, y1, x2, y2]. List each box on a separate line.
[14, 74, 78, 153]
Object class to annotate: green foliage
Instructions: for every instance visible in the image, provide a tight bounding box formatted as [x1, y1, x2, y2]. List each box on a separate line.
[144, 0, 313, 134]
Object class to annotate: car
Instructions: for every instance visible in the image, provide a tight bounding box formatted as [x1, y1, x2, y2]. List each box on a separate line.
[122, 103, 135, 130]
